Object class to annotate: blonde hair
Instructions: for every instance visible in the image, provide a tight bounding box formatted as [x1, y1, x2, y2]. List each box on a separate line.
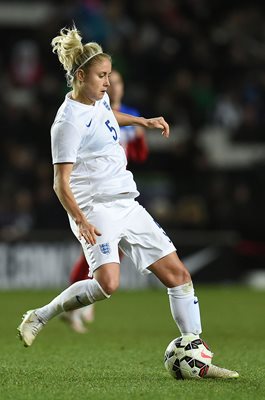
[51, 26, 111, 87]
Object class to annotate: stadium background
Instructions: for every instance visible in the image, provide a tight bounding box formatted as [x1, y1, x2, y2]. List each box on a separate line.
[0, 0, 265, 289]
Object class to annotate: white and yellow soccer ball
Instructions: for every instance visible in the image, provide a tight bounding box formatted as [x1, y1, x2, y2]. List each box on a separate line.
[164, 336, 213, 379]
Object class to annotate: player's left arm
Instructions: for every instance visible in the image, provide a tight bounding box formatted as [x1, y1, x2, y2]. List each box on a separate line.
[113, 110, 169, 138]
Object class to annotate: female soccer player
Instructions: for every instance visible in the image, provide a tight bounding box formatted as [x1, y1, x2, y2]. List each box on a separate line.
[17, 26, 238, 379]
[62, 69, 149, 333]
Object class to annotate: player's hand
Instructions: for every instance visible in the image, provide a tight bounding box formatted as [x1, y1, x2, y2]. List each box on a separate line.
[145, 117, 170, 138]
[77, 221, 102, 245]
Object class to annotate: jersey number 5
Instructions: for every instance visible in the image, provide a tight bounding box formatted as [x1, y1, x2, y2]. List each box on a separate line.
[105, 120, 118, 141]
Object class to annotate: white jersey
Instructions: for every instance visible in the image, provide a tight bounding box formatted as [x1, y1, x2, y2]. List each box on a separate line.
[51, 92, 139, 208]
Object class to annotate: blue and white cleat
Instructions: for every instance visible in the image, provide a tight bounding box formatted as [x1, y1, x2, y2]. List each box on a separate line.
[17, 310, 45, 347]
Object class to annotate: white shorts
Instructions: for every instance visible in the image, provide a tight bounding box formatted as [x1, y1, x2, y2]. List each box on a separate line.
[69, 198, 176, 277]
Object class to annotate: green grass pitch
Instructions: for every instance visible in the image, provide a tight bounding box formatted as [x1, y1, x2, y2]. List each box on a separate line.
[0, 285, 264, 400]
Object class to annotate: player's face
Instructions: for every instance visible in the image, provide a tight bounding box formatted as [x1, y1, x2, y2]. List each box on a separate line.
[81, 58, 112, 103]
[108, 70, 124, 104]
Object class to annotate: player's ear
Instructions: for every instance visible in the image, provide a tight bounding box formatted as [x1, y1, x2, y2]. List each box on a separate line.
[76, 69, 85, 82]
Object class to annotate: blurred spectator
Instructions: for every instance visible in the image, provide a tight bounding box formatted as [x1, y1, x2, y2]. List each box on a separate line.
[0, 189, 34, 241]
[10, 40, 43, 87]
[214, 91, 243, 131]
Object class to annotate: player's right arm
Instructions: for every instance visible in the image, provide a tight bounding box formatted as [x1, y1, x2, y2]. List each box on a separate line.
[51, 117, 102, 245]
[53, 163, 101, 245]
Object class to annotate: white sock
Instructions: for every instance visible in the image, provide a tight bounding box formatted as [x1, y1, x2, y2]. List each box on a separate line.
[167, 281, 202, 336]
[36, 279, 109, 323]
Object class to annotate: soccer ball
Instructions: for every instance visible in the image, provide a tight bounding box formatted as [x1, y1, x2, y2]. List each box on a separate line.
[164, 336, 213, 379]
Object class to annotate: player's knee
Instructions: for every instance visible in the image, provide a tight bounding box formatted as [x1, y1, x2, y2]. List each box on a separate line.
[166, 263, 191, 288]
[166, 271, 191, 287]
[94, 263, 120, 295]
[99, 277, 120, 295]
[178, 267, 191, 284]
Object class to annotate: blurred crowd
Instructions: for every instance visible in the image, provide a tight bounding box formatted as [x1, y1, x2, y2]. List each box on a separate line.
[0, 0, 265, 242]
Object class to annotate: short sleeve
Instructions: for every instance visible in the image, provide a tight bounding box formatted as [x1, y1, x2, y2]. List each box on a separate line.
[51, 121, 82, 164]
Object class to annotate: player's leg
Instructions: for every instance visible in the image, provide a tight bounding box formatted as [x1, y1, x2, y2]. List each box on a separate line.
[60, 203, 124, 333]
[148, 252, 239, 378]
[122, 201, 239, 378]
[61, 252, 95, 333]
[39, 262, 119, 320]
[17, 201, 124, 346]
[17, 263, 120, 347]
[148, 252, 202, 336]
[120, 202, 200, 336]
